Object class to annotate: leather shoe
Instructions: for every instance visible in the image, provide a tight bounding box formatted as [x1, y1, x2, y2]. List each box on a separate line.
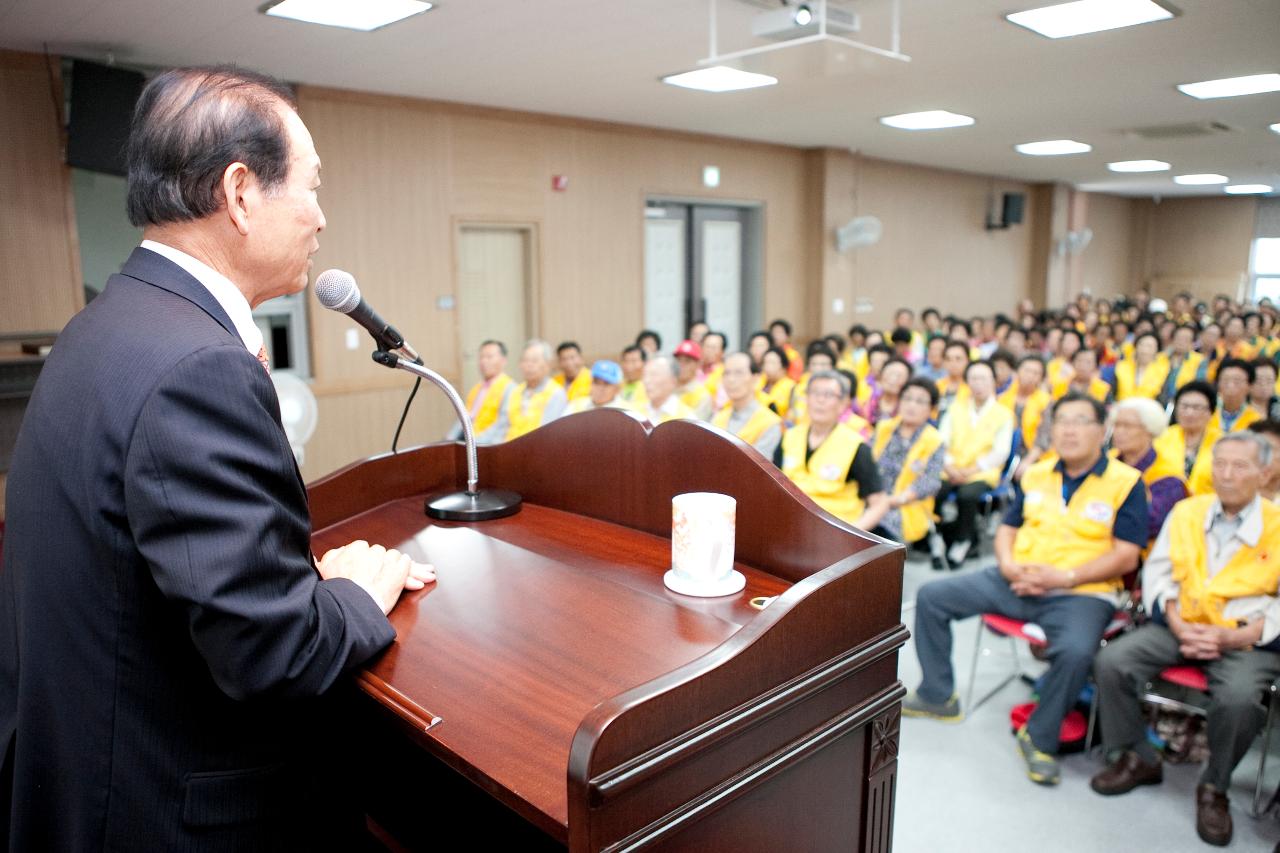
[1090, 751, 1162, 795]
[1195, 784, 1232, 847]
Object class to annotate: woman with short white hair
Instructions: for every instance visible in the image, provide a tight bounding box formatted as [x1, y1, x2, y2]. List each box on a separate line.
[1109, 397, 1188, 546]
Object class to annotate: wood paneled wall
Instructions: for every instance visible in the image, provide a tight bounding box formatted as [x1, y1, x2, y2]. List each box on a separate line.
[811, 149, 1037, 332]
[1133, 196, 1259, 302]
[0, 52, 82, 334]
[1078, 192, 1137, 297]
[296, 86, 816, 479]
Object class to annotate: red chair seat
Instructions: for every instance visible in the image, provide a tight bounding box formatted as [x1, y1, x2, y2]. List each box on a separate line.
[981, 614, 1047, 646]
[1010, 702, 1088, 743]
[1160, 665, 1209, 692]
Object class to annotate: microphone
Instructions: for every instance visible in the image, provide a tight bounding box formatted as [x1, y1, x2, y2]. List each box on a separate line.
[314, 269, 420, 363]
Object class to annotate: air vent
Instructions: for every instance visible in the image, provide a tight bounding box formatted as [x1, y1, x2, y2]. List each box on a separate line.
[1123, 121, 1234, 140]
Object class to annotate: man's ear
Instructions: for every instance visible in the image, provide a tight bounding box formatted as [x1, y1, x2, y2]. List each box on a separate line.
[221, 162, 253, 237]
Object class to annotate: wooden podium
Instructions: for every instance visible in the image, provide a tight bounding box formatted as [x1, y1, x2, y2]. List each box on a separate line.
[308, 410, 907, 852]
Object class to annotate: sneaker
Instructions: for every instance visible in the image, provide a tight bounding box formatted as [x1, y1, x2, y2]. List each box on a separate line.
[947, 540, 971, 567]
[902, 691, 963, 722]
[1015, 725, 1060, 786]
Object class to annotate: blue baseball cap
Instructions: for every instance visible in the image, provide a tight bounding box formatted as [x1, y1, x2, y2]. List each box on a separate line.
[590, 359, 623, 385]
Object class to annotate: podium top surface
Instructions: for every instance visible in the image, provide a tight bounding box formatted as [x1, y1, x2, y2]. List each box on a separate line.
[312, 496, 792, 836]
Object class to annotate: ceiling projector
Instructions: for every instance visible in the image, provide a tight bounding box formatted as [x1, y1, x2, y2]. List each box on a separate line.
[751, 5, 860, 40]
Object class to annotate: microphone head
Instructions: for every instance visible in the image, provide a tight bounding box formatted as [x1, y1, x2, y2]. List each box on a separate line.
[314, 269, 361, 314]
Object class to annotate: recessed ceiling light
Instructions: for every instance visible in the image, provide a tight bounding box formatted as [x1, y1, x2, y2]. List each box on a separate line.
[1177, 73, 1280, 100]
[1006, 0, 1174, 40]
[1269, 122, 1280, 134]
[1173, 174, 1229, 185]
[263, 0, 433, 31]
[1224, 184, 1273, 195]
[1107, 159, 1170, 172]
[1014, 139, 1092, 156]
[661, 66, 778, 93]
[879, 110, 975, 130]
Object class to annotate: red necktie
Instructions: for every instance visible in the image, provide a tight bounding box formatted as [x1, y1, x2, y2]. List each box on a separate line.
[256, 345, 270, 374]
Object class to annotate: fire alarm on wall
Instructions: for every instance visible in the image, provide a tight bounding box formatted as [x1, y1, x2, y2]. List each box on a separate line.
[552, 175, 569, 191]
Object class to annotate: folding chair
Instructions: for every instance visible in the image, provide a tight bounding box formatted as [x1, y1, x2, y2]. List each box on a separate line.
[1138, 664, 1279, 818]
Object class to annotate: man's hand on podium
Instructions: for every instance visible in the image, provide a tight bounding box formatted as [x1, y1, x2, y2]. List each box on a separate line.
[318, 540, 437, 615]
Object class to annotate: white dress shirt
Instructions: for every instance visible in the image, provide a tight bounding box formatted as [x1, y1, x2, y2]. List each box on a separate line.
[140, 240, 263, 356]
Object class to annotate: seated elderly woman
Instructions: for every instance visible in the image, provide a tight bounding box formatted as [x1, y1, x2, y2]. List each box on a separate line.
[872, 378, 945, 548]
[1108, 397, 1189, 546]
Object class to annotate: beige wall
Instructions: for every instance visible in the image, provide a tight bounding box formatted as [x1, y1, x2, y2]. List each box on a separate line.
[1078, 192, 1136, 298]
[1134, 196, 1258, 303]
[0, 52, 83, 334]
[811, 149, 1037, 332]
[295, 86, 816, 479]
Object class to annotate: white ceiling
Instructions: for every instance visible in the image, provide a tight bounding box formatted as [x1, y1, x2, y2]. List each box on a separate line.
[2, 0, 1278, 198]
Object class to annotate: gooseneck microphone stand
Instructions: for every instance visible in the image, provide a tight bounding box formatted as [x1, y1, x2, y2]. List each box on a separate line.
[372, 350, 522, 521]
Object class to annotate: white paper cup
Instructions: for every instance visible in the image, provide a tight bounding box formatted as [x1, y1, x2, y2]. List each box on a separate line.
[672, 492, 736, 585]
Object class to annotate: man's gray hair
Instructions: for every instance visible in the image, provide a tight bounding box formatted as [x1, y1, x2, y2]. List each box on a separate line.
[1214, 431, 1273, 468]
[523, 339, 554, 363]
[648, 354, 680, 379]
[808, 369, 852, 400]
[1110, 397, 1168, 439]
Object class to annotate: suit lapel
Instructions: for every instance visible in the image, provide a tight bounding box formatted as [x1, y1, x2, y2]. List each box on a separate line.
[118, 246, 241, 343]
[120, 246, 311, 496]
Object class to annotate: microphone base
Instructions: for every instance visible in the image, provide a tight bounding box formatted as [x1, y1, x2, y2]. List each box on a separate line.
[425, 489, 522, 522]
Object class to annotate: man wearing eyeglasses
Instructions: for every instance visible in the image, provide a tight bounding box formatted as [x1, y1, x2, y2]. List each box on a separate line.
[774, 370, 890, 534]
[904, 392, 1146, 788]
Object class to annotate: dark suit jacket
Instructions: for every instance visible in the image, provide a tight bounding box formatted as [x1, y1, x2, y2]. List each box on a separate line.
[0, 248, 396, 850]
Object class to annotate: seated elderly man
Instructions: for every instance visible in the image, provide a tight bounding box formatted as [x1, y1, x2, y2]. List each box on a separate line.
[1109, 397, 1188, 545]
[502, 339, 568, 441]
[1091, 431, 1280, 847]
[640, 354, 694, 424]
[619, 344, 648, 405]
[772, 370, 889, 533]
[561, 360, 630, 415]
[712, 352, 783, 459]
[447, 339, 513, 445]
[905, 393, 1146, 787]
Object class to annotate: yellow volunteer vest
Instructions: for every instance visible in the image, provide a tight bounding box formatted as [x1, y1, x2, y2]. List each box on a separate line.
[1153, 424, 1218, 497]
[946, 396, 1014, 486]
[621, 380, 648, 406]
[998, 383, 1051, 453]
[703, 362, 725, 398]
[679, 382, 711, 415]
[506, 381, 559, 440]
[1013, 457, 1143, 595]
[1046, 357, 1068, 389]
[1209, 405, 1262, 434]
[713, 402, 782, 447]
[789, 374, 814, 424]
[781, 423, 867, 525]
[465, 373, 513, 435]
[554, 370, 592, 402]
[1168, 495, 1280, 628]
[1052, 375, 1110, 402]
[1162, 351, 1204, 392]
[1114, 359, 1169, 401]
[758, 375, 796, 419]
[873, 418, 944, 543]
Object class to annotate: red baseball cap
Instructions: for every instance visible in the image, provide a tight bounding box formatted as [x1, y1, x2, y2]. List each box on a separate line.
[674, 339, 702, 360]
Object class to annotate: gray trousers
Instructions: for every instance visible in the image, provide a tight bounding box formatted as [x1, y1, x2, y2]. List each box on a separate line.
[914, 565, 1116, 754]
[1095, 622, 1280, 790]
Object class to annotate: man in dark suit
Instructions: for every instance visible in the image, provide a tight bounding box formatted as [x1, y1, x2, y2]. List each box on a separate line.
[0, 66, 432, 849]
